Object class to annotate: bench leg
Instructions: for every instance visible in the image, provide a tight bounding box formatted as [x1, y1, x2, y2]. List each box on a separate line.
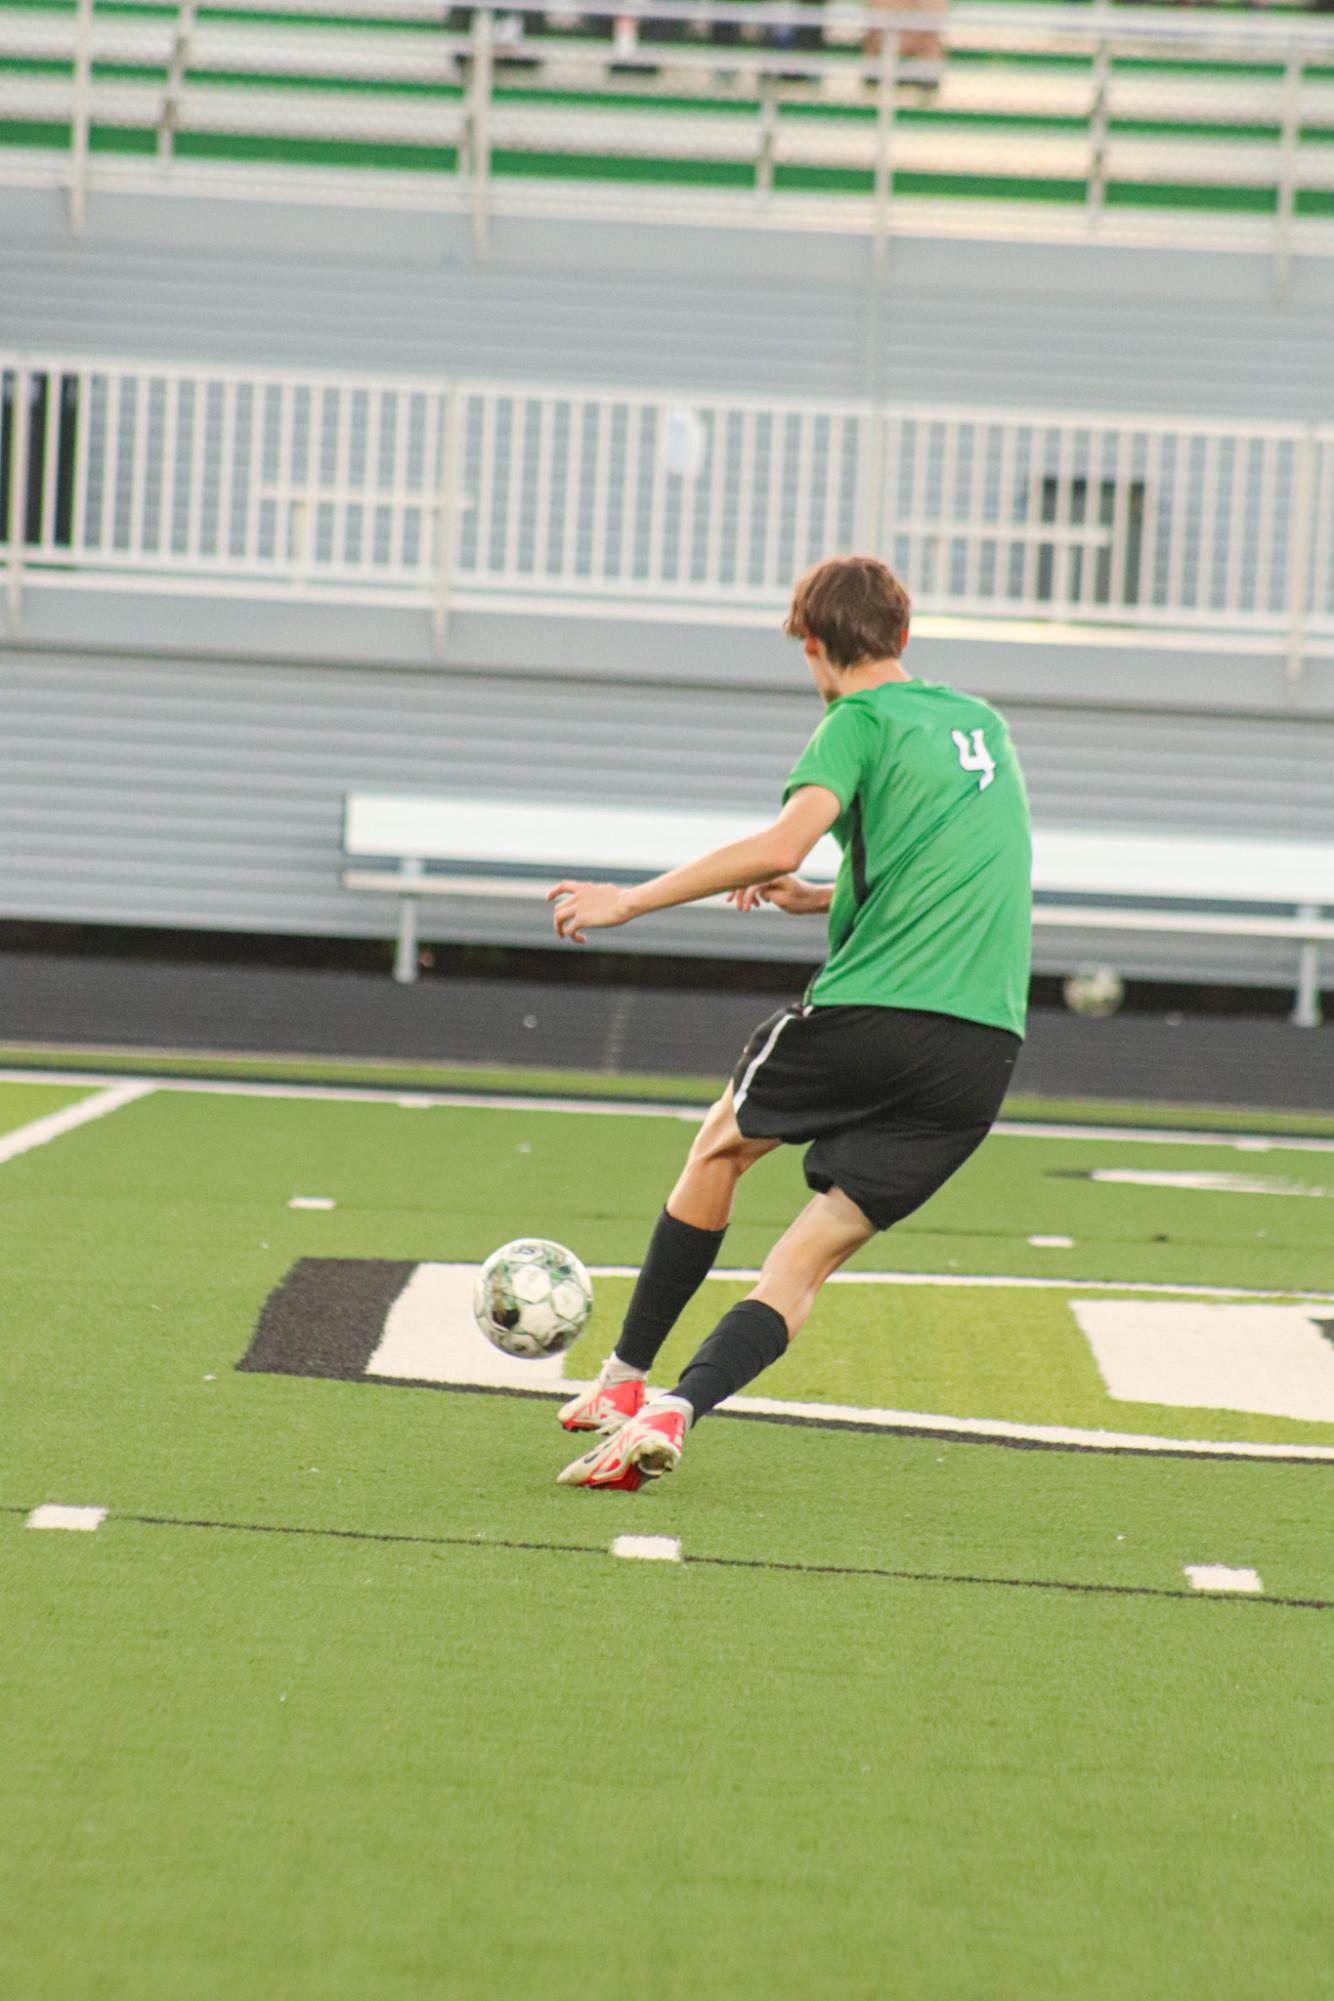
[393, 895, 420, 985]
[1293, 930, 1322, 1029]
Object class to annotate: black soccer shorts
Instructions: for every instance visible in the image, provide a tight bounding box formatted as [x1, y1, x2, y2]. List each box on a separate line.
[729, 1002, 1021, 1233]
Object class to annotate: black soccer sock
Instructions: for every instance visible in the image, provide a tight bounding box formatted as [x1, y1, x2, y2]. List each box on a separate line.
[670, 1299, 789, 1423]
[614, 1208, 728, 1373]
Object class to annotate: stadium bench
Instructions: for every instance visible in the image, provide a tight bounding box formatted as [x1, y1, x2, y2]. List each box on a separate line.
[342, 792, 1334, 1023]
[1029, 831, 1334, 1028]
[342, 792, 844, 982]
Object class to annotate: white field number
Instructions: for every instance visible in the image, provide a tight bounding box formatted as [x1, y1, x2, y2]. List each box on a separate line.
[952, 727, 996, 790]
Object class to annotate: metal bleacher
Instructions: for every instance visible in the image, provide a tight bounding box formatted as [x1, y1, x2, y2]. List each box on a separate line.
[3, 0, 1334, 269]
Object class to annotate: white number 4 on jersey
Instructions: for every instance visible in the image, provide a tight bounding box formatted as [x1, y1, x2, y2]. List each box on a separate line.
[952, 727, 996, 791]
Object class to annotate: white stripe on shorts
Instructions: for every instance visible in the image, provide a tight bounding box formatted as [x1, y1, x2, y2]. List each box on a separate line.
[733, 1006, 805, 1118]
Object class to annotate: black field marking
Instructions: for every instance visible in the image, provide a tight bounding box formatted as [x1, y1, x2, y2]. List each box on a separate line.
[305, 1372, 1334, 1466]
[3, 1504, 1328, 1611]
[237, 1256, 415, 1380]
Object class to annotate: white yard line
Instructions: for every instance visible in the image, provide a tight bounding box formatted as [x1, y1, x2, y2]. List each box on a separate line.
[0, 1066, 1331, 1151]
[991, 1118, 1334, 1155]
[596, 1266, 1334, 1305]
[0, 1068, 702, 1122]
[0, 1082, 154, 1165]
[717, 1397, 1334, 1463]
[1087, 1169, 1330, 1197]
[429, 1375, 1334, 1465]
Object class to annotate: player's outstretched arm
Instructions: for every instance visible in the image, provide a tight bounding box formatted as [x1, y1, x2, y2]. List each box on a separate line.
[548, 786, 840, 944]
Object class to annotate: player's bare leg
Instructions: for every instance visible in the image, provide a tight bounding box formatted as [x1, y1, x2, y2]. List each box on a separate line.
[557, 1088, 778, 1434]
[558, 1181, 875, 1487]
[666, 1086, 780, 1232]
[745, 1186, 877, 1337]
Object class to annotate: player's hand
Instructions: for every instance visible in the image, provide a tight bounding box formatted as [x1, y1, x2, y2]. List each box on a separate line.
[548, 880, 633, 945]
[728, 876, 826, 916]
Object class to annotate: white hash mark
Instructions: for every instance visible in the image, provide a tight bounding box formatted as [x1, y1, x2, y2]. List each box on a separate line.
[1184, 1565, 1263, 1594]
[27, 1505, 108, 1532]
[611, 1536, 683, 1564]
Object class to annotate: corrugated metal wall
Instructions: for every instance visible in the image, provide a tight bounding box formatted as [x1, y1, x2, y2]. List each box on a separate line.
[3, 650, 1327, 986]
[3, 201, 1333, 420]
[2, 195, 1331, 995]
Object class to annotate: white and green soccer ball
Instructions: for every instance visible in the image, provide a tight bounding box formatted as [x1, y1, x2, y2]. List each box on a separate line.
[473, 1238, 594, 1358]
[1063, 964, 1126, 1018]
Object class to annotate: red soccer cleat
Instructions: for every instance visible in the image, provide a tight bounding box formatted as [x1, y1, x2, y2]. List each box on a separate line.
[556, 1400, 688, 1490]
[557, 1368, 647, 1434]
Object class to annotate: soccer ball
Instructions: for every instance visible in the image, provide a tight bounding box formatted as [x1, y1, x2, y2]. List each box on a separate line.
[1063, 964, 1125, 1018]
[473, 1238, 594, 1358]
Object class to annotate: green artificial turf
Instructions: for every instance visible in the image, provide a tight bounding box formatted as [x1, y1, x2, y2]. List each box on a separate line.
[4, 1505, 1329, 2001]
[2, 1077, 1331, 2000]
[4, 1083, 1330, 1289]
[0, 1080, 96, 1137]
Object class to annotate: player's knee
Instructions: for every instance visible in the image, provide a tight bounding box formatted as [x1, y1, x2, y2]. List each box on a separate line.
[687, 1098, 752, 1171]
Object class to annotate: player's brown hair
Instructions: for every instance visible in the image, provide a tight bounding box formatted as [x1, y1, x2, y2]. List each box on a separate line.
[784, 555, 912, 668]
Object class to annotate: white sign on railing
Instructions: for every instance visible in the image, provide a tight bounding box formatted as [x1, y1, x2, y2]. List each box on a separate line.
[2, 355, 1329, 675]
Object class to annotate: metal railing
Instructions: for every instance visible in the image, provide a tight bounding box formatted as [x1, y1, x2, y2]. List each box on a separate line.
[2, 353, 1331, 679]
[3, 1, 1334, 273]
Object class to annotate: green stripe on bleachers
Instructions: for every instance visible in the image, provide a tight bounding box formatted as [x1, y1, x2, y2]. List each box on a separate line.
[176, 127, 460, 166]
[0, 119, 1322, 220]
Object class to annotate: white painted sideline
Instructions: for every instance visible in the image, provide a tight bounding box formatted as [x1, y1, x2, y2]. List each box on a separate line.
[2, 1066, 1333, 1153]
[0, 1082, 154, 1165]
[362, 1263, 1334, 1462]
[612, 1265, 1334, 1305]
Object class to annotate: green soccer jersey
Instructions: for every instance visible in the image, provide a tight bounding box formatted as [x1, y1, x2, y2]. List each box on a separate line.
[782, 678, 1032, 1037]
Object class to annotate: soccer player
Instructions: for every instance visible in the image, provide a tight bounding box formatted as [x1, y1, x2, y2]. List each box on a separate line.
[548, 554, 1031, 1490]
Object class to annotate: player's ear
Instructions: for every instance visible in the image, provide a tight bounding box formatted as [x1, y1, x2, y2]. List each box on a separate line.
[899, 622, 910, 655]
